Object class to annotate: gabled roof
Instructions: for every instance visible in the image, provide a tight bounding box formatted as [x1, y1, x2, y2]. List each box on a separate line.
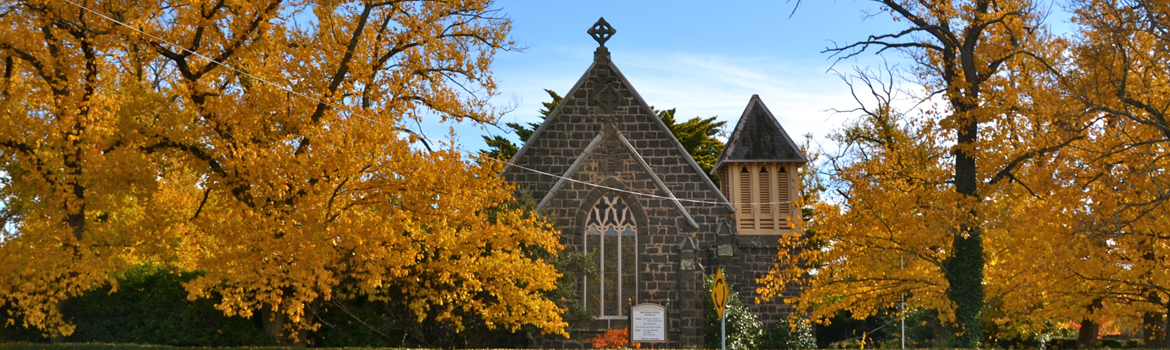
[712, 94, 807, 174]
[502, 45, 735, 213]
[535, 123, 699, 229]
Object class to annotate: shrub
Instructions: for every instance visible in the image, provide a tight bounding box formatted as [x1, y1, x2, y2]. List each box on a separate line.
[59, 265, 272, 346]
[704, 274, 763, 350]
[590, 328, 640, 349]
[759, 315, 816, 349]
[1046, 337, 1079, 349]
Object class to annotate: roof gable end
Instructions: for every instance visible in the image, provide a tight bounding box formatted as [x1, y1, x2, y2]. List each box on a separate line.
[503, 47, 734, 213]
[713, 95, 808, 174]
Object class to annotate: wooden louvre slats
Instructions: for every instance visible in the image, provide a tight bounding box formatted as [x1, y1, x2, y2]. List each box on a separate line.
[738, 167, 753, 230]
[778, 166, 790, 228]
[758, 167, 774, 230]
[727, 164, 798, 233]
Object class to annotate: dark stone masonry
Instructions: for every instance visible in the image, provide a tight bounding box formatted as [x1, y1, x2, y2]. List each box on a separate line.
[501, 18, 807, 349]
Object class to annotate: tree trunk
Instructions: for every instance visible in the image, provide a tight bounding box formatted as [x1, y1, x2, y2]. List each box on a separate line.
[261, 299, 320, 347]
[945, 113, 985, 348]
[1077, 318, 1100, 349]
[1077, 299, 1103, 349]
[261, 306, 288, 346]
[262, 306, 309, 347]
[1144, 312, 1166, 348]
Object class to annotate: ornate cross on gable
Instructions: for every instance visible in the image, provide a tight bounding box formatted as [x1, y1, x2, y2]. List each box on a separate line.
[588, 17, 616, 47]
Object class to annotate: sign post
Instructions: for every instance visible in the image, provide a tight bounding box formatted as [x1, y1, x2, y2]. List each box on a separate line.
[629, 303, 667, 346]
[711, 268, 729, 350]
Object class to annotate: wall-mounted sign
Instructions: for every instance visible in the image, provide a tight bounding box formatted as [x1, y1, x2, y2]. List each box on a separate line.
[629, 303, 667, 343]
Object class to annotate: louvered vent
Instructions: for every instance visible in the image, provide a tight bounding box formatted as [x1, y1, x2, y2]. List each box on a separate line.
[759, 167, 774, 230]
[738, 167, 753, 230]
[778, 167, 790, 228]
[739, 167, 752, 215]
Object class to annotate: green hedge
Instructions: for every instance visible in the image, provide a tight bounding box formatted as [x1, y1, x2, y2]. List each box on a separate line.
[61, 266, 273, 347]
[0, 343, 410, 350]
[1, 266, 273, 347]
[2, 265, 533, 348]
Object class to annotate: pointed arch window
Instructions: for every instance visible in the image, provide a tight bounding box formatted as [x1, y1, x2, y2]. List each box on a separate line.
[584, 193, 637, 318]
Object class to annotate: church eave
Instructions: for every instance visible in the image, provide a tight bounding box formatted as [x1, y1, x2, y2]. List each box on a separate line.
[503, 59, 601, 176]
[604, 60, 736, 213]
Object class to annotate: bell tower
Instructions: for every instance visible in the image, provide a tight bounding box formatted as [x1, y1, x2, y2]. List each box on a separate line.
[713, 95, 807, 234]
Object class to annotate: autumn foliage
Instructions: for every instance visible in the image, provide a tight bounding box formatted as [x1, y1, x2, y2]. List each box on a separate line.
[760, 0, 1170, 346]
[0, 0, 566, 343]
[590, 328, 640, 349]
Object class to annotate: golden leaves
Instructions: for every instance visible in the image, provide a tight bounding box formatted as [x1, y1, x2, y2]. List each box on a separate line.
[762, 0, 1170, 340]
[0, 0, 565, 341]
[762, 0, 1091, 339]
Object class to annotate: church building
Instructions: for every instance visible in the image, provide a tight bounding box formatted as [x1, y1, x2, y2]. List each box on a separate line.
[501, 18, 807, 348]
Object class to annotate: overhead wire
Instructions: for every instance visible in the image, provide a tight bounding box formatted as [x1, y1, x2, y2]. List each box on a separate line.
[61, 0, 799, 208]
[466, 149, 798, 207]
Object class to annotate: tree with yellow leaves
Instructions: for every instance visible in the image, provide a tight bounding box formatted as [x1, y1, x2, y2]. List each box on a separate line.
[758, 1, 1087, 346]
[0, 0, 566, 344]
[1045, 0, 1170, 344]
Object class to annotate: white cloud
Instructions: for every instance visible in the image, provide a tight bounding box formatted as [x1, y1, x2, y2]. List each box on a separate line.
[433, 44, 912, 158]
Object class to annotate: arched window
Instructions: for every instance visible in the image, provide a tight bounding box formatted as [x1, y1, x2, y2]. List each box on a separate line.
[584, 193, 637, 318]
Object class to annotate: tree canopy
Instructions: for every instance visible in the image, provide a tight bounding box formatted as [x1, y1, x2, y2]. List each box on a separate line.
[758, 0, 1115, 346]
[0, 0, 565, 344]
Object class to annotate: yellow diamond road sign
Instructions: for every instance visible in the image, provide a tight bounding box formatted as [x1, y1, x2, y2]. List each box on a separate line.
[711, 268, 729, 319]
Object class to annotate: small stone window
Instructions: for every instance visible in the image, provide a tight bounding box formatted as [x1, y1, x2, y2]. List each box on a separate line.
[583, 192, 637, 318]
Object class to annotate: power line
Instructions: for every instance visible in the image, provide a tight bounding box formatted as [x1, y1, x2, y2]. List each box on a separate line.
[473, 150, 798, 207]
[63, 0, 801, 208]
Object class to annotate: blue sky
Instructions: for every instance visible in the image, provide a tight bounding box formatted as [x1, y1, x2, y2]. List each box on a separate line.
[430, 1, 1073, 154]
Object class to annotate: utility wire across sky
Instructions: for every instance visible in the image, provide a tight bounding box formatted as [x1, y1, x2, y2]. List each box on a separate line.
[61, 0, 798, 208]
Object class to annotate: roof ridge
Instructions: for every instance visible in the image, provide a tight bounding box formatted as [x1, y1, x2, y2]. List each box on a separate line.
[712, 95, 807, 174]
[604, 58, 736, 213]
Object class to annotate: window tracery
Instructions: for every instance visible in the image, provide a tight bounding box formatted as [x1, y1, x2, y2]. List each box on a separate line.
[584, 192, 636, 318]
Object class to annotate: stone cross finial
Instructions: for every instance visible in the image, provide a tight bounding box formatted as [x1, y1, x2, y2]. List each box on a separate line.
[588, 17, 616, 47]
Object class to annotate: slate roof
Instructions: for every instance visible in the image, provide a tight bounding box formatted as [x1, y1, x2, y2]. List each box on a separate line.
[712, 95, 807, 174]
[502, 45, 735, 214]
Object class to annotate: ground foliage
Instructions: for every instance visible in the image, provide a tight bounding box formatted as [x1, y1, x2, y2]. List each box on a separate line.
[0, 0, 567, 345]
[2, 266, 272, 346]
[703, 274, 763, 350]
[59, 266, 273, 347]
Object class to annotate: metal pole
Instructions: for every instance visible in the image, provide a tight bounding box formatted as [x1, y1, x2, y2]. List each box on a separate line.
[901, 296, 905, 350]
[721, 312, 727, 350]
[901, 256, 905, 350]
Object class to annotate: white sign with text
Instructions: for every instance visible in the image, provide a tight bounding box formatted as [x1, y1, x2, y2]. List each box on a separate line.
[629, 303, 667, 343]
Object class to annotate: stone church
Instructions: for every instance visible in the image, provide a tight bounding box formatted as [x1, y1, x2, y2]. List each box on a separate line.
[501, 18, 807, 348]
